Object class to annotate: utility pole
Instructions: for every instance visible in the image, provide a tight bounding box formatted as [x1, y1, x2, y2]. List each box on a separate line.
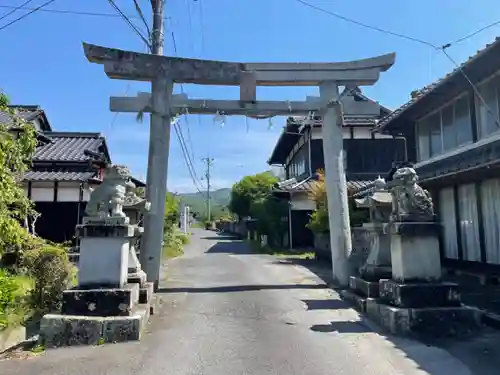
[140, 0, 173, 291]
[202, 156, 214, 222]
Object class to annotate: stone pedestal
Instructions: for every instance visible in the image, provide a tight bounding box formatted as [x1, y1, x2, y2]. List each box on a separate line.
[127, 227, 147, 286]
[38, 217, 154, 348]
[359, 222, 391, 282]
[360, 222, 483, 337]
[77, 222, 134, 288]
[388, 222, 441, 282]
[342, 222, 392, 311]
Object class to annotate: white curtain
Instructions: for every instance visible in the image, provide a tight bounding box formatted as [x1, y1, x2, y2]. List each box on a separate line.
[458, 184, 481, 262]
[480, 178, 500, 264]
[439, 187, 458, 259]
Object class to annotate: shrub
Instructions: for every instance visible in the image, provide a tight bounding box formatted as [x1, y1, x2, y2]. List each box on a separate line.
[162, 229, 187, 259]
[0, 269, 33, 330]
[22, 244, 75, 313]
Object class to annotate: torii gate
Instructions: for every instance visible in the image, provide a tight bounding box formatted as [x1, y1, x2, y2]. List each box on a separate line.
[83, 43, 395, 288]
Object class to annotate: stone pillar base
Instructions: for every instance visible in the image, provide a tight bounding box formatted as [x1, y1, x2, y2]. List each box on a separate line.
[365, 300, 482, 337]
[39, 307, 150, 348]
[39, 282, 154, 348]
[128, 270, 147, 287]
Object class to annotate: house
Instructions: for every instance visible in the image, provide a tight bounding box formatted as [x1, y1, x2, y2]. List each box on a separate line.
[373, 36, 500, 278]
[2, 105, 145, 244]
[268, 87, 407, 249]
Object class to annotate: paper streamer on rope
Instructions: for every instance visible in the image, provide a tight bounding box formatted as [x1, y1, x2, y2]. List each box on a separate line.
[267, 117, 274, 130]
[213, 110, 226, 127]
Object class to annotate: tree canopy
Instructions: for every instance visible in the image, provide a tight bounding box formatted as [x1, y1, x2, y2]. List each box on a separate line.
[228, 171, 278, 219]
[229, 171, 288, 246]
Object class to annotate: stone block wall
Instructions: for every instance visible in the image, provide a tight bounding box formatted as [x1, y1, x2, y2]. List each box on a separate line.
[313, 227, 373, 268]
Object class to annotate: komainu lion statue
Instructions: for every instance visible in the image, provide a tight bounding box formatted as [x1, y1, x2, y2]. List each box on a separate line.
[389, 167, 434, 222]
[85, 164, 131, 218]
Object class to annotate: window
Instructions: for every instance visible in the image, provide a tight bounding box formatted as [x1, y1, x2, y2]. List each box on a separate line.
[428, 113, 442, 157]
[286, 145, 308, 178]
[438, 187, 458, 260]
[416, 94, 472, 162]
[458, 184, 481, 262]
[480, 178, 500, 264]
[476, 75, 500, 138]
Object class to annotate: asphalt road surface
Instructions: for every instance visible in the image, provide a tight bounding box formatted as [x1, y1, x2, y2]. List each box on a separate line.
[0, 229, 483, 374]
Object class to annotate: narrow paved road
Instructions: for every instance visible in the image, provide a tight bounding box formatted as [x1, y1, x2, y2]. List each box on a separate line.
[0, 229, 480, 374]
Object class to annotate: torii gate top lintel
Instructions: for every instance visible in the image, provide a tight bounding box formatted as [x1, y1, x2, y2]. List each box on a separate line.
[82, 42, 395, 87]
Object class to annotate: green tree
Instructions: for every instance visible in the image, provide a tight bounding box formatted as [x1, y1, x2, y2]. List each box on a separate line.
[250, 195, 288, 245]
[164, 192, 180, 231]
[228, 171, 278, 219]
[229, 171, 288, 246]
[0, 93, 38, 258]
[0, 93, 75, 327]
[307, 169, 369, 233]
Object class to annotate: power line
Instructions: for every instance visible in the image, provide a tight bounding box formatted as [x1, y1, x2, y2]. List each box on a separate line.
[0, 0, 35, 22]
[0, 4, 170, 21]
[451, 20, 500, 46]
[198, 0, 206, 53]
[108, 0, 151, 49]
[173, 119, 205, 194]
[132, 0, 151, 39]
[184, 0, 195, 54]
[0, 0, 57, 32]
[293, 0, 438, 49]
[294, 0, 500, 129]
[171, 29, 197, 169]
[294, 0, 500, 51]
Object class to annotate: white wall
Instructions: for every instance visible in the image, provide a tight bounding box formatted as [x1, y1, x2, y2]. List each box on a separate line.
[310, 126, 394, 140]
[23, 181, 90, 202]
[57, 182, 81, 202]
[290, 192, 315, 211]
[30, 181, 54, 202]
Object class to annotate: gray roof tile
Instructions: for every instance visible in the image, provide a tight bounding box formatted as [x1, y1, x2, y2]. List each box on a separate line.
[33, 132, 106, 162]
[24, 171, 94, 182]
[274, 176, 373, 195]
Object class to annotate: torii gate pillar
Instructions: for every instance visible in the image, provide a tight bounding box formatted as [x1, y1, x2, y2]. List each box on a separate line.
[320, 82, 351, 286]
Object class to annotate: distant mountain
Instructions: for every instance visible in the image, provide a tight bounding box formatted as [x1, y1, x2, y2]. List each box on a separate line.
[178, 188, 231, 220]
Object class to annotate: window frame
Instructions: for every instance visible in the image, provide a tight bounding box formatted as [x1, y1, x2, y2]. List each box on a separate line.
[415, 92, 472, 162]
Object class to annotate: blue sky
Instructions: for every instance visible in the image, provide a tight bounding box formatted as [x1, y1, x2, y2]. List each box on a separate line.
[1, 0, 500, 193]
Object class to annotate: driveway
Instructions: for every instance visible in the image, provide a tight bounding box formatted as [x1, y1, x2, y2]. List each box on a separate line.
[0, 228, 491, 374]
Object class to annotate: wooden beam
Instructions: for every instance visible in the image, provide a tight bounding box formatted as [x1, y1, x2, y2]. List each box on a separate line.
[109, 93, 381, 117]
[83, 42, 396, 86]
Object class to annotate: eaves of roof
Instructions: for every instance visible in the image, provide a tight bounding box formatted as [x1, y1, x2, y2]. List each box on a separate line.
[33, 132, 110, 163]
[23, 170, 95, 182]
[375, 36, 500, 133]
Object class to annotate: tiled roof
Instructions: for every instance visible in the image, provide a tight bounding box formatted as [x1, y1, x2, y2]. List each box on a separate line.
[0, 105, 52, 131]
[33, 132, 107, 162]
[24, 171, 95, 182]
[376, 36, 500, 131]
[289, 116, 378, 127]
[273, 175, 373, 196]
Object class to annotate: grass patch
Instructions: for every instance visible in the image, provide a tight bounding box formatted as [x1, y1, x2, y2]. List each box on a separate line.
[0, 270, 34, 331]
[191, 222, 205, 228]
[162, 229, 190, 259]
[247, 240, 314, 259]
